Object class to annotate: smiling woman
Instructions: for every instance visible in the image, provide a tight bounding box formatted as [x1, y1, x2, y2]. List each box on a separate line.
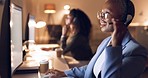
[44, 0, 148, 78]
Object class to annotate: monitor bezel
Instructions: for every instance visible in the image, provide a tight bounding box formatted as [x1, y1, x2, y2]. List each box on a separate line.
[10, 2, 23, 75]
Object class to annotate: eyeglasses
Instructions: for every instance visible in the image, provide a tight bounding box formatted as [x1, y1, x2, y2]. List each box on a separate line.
[97, 11, 111, 19]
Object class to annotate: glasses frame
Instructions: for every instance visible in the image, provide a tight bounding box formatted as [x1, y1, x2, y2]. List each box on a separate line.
[97, 11, 111, 19]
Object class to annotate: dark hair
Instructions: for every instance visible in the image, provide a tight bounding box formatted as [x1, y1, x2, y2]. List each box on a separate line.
[69, 9, 92, 37]
[119, 0, 135, 26]
[105, 0, 135, 26]
[126, 0, 135, 26]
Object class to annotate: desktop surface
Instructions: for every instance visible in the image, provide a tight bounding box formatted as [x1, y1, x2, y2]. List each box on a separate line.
[12, 44, 69, 78]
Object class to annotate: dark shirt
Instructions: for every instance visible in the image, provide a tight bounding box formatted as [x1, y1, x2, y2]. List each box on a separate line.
[60, 34, 93, 60]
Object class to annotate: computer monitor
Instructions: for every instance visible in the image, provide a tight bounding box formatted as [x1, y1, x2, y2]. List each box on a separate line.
[0, 1, 23, 77]
[10, 3, 23, 75]
[0, 0, 11, 77]
[28, 14, 36, 41]
[23, 13, 36, 42]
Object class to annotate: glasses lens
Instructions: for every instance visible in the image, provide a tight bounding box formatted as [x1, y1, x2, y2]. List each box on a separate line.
[97, 11, 110, 19]
[104, 13, 109, 19]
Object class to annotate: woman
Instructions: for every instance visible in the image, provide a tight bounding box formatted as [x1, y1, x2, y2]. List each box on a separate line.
[60, 9, 94, 60]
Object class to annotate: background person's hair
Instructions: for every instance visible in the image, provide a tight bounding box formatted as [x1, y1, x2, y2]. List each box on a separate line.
[69, 9, 92, 37]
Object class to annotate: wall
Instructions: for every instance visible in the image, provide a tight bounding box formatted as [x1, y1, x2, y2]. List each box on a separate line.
[132, 0, 148, 23]
[24, 0, 103, 25]
[24, 0, 148, 26]
[11, 0, 22, 7]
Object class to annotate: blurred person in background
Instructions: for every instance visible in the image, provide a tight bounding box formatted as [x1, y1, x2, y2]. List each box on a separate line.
[42, 8, 94, 61]
[60, 8, 94, 61]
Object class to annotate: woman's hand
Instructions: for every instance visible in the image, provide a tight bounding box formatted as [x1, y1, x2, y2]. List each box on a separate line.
[62, 25, 69, 36]
[111, 18, 127, 47]
[45, 69, 67, 77]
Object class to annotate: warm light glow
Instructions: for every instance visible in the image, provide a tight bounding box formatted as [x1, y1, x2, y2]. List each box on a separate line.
[130, 22, 148, 27]
[64, 10, 70, 14]
[64, 5, 70, 14]
[129, 22, 140, 26]
[64, 5, 70, 10]
[44, 10, 56, 14]
[44, 4, 56, 13]
[35, 21, 46, 28]
[28, 20, 36, 27]
[143, 20, 148, 26]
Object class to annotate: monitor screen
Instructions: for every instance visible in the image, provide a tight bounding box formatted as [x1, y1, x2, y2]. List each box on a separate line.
[28, 14, 36, 40]
[10, 3, 23, 75]
[23, 13, 36, 42]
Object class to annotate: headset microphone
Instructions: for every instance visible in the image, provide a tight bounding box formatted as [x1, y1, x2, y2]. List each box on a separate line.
[109, 22, 113, 25]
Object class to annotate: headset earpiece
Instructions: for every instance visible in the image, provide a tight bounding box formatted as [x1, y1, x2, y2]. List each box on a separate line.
[73, 17, 76, 22]
[124, 14, 133, 25]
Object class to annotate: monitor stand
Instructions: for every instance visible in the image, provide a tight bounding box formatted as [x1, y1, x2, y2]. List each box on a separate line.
[14, 60, 39, 74]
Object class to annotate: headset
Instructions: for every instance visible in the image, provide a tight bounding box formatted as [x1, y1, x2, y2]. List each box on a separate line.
[108, 1, 134, 26]
[124, 14, 132, 25]
[123, 0, 134, 25]
[73, 17, 77, 23]
[68, 17, 76, 25]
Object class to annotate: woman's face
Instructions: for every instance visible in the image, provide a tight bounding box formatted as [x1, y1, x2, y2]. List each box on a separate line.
[65, 14, 75, 31]
[65, 15, 73, 26]
[98, 2, 123, 32]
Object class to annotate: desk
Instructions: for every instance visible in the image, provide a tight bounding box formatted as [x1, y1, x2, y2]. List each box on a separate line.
[12, 44, 69, 78]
